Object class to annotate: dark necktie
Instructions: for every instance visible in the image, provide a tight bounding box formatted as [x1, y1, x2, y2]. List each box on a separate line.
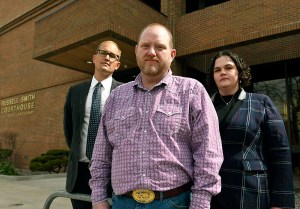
[86, 82, 101, 160]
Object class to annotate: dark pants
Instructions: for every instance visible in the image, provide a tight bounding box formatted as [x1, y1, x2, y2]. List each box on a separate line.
[71, 162, 92, 209]
[211, 196, 230, 209]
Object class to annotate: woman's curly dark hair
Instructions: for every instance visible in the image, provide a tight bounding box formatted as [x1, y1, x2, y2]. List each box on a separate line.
[207, 50, 252, 90]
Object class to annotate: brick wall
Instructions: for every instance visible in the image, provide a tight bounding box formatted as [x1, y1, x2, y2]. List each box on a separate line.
[0, 0, 44, 26]
[175, 0, 300, 57]
[0, 3, 90, 169]
[34, 0, 169, 57]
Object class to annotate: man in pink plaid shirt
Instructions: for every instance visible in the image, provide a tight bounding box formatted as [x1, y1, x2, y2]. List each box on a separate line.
[89, 23, 223, 209]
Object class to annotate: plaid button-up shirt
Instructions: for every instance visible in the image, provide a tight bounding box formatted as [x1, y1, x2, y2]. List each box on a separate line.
[89, 70, 223, 209]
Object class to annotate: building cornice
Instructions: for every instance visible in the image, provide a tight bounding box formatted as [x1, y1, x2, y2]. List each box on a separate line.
[0, 0, 70, 36]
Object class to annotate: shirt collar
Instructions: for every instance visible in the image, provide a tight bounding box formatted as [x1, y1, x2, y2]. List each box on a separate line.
[91, 75, 113, 90]
[133, 70, 172, 89]
[211, 88, 246, 101]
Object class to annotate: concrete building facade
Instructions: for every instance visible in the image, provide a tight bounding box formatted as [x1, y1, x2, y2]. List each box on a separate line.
[1, 0, 300, 169]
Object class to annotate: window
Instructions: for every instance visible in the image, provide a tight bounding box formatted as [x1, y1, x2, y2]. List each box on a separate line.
[186, 0, 229, 13]
[252, 60, 300, 148]
[139, 0, 160, 12]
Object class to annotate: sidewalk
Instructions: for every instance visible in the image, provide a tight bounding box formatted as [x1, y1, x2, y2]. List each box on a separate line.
[0, 173, 299, 209]
[0, 174, 71, 209]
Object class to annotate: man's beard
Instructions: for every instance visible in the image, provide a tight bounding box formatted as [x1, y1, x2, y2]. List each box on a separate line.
[139, 61, 165, 76]
[142, 65, 159, 75]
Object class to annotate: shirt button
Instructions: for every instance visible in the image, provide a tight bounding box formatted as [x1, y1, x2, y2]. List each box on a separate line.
[143, 174, 146, 177]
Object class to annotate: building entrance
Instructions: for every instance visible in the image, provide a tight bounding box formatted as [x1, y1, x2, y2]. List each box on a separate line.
[251, 59, 300, 170]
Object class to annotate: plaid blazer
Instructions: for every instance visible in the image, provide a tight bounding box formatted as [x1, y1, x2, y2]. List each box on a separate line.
[211, 89, 295, 209]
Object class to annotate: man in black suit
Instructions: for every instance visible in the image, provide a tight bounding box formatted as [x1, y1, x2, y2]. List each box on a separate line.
[63, 40, 123, 209]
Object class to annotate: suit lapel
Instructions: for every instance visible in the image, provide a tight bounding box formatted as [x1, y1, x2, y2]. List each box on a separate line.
[111, 79, 117, 92]
[79, 80, 91, 125]
[110, 79, 121, 92]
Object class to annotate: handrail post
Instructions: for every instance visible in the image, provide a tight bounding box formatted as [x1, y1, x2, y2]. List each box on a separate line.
[43, 191, 91, 209]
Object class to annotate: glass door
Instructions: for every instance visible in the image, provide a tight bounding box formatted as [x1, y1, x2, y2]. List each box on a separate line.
[288, 75, 300, 147]
[252, 61, 300, 172]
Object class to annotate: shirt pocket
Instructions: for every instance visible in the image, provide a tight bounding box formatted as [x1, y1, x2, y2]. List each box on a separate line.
[106, 107, 137, 147]
[153, 105, 182, 135]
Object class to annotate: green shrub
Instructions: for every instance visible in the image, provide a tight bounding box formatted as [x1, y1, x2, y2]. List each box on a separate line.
[45, 149, 69, 157]
[29, 149, 69, 174]
[0, 162, 19, 175]
[0, 149, 13, 162]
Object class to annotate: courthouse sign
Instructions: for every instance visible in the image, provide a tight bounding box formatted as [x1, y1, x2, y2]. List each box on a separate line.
[1, 93, 35, 116]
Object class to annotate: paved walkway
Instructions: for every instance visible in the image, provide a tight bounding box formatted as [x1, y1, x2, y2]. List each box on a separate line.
[0, 174, 71, 209]
[0, 173, 299, 209]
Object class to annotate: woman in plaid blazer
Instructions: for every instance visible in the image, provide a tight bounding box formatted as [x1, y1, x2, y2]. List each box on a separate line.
[207, 50, 295, 209]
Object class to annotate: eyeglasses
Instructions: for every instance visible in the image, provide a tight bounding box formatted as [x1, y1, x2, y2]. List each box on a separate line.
[97, 50, 119, 62]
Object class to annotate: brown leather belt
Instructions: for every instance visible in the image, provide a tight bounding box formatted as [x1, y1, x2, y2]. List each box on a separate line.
[123, 182, 192, 201]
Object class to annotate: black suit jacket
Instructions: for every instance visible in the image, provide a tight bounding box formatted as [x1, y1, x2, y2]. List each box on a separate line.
[63, 78, 122, 192]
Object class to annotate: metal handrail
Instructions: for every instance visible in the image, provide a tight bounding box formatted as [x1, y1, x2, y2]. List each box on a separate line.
[43, 190, 91, 209]
[43, 191, 112, 209]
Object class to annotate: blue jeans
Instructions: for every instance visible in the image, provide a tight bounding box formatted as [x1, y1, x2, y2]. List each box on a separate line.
[112, 191, 191, 209]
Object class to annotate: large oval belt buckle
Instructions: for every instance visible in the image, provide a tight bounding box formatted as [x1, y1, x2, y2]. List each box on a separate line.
[132, 189, 155, 204]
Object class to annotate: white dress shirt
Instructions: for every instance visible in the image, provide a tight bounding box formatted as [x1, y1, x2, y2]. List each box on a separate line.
[79, 76, 113, 162]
